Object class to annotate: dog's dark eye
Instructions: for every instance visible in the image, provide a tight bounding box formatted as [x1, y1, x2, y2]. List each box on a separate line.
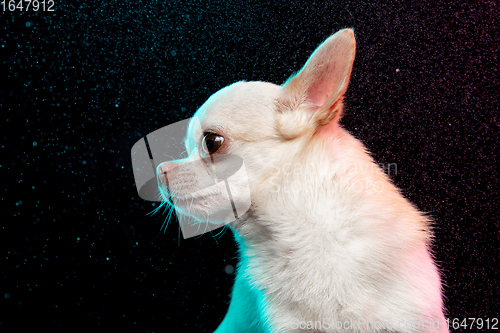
[202, 132, 224, 155]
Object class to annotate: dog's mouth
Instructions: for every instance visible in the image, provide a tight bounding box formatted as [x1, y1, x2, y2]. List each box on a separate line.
[171, 194, 206, 204]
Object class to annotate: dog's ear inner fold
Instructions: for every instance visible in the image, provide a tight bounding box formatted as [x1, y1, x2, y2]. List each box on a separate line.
[279, 29, 356, 131]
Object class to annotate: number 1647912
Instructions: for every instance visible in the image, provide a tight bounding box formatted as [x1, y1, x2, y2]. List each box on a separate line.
[1, 0, 55, 11]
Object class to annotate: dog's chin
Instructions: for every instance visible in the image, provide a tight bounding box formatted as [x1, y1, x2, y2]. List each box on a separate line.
[169, 194, 234, 225]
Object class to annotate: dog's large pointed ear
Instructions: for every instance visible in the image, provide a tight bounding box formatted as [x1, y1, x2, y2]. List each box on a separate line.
[278, 29, 355, 136]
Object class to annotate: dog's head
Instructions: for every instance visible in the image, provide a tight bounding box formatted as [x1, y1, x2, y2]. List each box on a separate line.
[157, 29, 356, 231]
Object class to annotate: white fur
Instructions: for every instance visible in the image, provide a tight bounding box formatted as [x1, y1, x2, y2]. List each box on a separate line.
[158, 29, 448, 333]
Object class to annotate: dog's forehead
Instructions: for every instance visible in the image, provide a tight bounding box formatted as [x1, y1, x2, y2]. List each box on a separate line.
[190, 81, 281, 134]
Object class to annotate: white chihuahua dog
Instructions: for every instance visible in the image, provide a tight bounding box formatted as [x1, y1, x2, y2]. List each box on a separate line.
[158, 29, 448, 333]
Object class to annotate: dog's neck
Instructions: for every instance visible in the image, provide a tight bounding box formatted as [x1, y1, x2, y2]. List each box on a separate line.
[229, 125, 426, 271]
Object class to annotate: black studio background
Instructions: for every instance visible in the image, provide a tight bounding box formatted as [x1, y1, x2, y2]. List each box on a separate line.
[1, 0, 499, 332]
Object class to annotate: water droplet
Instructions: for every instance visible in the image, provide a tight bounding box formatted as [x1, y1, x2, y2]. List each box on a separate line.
[224, 264, 234, 275]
